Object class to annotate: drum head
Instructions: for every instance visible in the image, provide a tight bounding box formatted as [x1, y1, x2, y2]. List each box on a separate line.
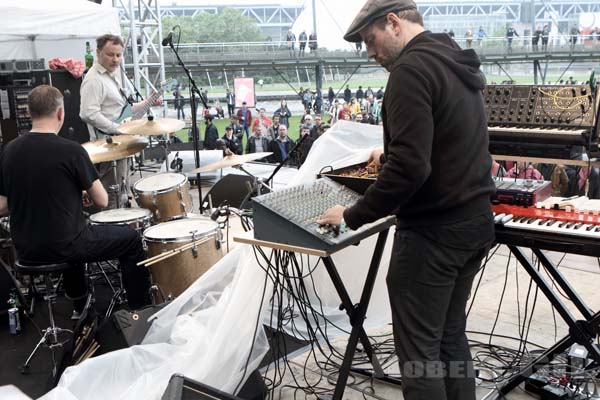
[90, 208, 152, 223]
[134, 172, 187, 192]
[144, 217, 219, 242]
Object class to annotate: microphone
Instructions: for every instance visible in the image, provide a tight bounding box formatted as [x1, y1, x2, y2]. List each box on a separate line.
[162, 30, 174, 46]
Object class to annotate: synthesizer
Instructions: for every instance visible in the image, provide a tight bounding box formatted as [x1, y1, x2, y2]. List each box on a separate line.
[252, 177, 395, 254]
[492, 203, 600, 257]
[485, 84, 599, 158]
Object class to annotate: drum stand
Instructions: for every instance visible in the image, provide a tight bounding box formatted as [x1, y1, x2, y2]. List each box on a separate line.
[87, 261, 127, 317]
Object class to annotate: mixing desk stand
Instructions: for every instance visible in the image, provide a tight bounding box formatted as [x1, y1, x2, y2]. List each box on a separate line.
[235, 226, 401, 400]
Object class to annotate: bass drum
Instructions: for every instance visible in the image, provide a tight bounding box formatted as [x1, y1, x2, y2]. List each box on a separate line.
[143, 217, 223, 299]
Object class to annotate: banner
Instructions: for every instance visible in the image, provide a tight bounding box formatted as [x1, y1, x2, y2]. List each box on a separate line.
[234, 78, 255, 108]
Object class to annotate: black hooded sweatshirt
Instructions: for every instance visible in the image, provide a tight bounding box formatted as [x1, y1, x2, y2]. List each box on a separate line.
[344, 31, 495, 230]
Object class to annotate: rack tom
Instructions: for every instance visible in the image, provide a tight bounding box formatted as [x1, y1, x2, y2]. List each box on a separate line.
[143, 217, 223, 298]
[89, 208, 152, 234]
[133, 172, 193, 223]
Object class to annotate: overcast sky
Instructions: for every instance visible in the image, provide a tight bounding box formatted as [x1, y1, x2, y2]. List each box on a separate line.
[153, 0, 365, 49]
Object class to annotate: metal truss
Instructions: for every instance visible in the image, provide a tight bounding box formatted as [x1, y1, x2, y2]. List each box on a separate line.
[114, 0, 166, 105]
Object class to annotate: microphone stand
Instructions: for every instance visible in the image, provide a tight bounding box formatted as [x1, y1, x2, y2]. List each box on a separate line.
[264, 133, 309, 187]
[167, 39, 209, 213]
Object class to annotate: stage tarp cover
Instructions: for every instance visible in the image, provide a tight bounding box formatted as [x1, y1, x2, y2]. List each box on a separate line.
[0, 0, 120, 63]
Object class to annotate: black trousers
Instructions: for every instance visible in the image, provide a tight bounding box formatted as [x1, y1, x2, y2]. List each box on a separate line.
[387, 214, 494, 400]
[227, 104, 234, 117]
[27, 225, 151, 310]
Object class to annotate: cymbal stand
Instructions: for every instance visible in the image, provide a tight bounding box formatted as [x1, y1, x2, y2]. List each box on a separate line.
[235, 165, 271, 209]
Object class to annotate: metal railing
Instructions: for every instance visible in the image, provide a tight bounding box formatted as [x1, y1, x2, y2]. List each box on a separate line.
[126, 36, 600, 65]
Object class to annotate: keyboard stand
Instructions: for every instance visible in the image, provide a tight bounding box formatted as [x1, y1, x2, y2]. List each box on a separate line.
[493, 244, 600, 398]
[234, 228, 401, 400]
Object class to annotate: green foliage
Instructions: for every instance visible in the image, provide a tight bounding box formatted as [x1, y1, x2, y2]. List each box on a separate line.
[162, 8, 266, 44]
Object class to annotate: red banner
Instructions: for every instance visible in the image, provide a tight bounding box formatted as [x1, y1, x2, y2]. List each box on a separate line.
[234, 78, 255, 108]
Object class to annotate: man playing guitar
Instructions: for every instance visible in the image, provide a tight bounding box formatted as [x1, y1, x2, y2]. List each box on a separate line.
[80, 34, 162, 208]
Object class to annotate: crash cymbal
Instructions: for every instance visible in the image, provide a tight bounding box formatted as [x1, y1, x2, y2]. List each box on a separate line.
[190, 152, 273, 173]
[83, 136, 148, 163]
[117, 117, 186, 136]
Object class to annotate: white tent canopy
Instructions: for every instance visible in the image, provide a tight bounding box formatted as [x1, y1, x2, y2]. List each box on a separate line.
[292, 0, 365, 51]
[0, 0, 120, 64]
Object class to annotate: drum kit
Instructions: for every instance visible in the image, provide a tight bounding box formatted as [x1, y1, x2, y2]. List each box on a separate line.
[81, 118, 269, 303]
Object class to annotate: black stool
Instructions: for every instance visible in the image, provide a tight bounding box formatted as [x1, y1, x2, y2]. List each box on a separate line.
[14, 260, 74, 376]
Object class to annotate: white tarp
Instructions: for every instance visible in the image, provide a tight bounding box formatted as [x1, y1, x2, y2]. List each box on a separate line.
[42, 121, 392, 400]
[0, 0, 120, 62]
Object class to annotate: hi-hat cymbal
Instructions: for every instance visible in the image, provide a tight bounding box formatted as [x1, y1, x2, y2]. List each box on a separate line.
[117, 117, 186, 136]
[83, 136, 148, 163]
[190, 152, 273, 173]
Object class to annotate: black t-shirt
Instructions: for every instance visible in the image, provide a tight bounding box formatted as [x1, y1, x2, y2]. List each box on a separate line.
[0, 132, 98, 261]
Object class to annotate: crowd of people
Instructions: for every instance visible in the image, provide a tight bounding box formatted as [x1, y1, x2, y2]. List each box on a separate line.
[169, 83, 386, 168]
[198, 99, 332, 168]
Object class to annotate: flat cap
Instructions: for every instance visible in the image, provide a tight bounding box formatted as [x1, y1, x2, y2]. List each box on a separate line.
[344, 0, 417, 43]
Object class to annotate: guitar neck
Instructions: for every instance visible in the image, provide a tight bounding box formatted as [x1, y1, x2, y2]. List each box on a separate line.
[131, 91, 161, 120]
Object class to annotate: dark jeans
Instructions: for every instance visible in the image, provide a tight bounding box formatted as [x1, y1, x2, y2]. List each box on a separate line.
[227, 104, 234, 117]
[176, 106, 185, 120]
[24, 225, 151, 310]
[387, 214, 494, 400]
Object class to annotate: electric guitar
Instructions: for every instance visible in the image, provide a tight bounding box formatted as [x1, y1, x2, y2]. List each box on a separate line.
[95, 79, 174, 136]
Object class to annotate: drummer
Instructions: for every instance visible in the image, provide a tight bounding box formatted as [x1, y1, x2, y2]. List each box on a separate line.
[0, 86, 152, 315]
[80, 34, 162, 209]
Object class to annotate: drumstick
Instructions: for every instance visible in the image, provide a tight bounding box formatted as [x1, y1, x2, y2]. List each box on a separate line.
[144, 238, 212, 266]
[141, 241, 206, 267]
[137, 236, 212, 267]
[137, 238, 208, 266]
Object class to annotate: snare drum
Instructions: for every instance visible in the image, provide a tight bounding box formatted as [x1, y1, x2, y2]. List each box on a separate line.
[143, 217, 223, 298]
[133, 172, 193, 223]
[89, 208, 152, 234]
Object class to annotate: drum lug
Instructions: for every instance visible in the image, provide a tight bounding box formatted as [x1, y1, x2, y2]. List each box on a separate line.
[216, 230, 223, 250]
[190, 230, 199, 258]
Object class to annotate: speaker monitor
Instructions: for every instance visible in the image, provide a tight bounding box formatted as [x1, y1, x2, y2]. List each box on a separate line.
[161, 371, 267, 400]
[49, 70, 90, 144]
[94, 304, 165, 355]
[202, 174, 256, 210]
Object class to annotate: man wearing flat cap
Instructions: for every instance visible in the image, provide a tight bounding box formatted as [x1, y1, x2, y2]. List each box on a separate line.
[318, 1, 495, 399]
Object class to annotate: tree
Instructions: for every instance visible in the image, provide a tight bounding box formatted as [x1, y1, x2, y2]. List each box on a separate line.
[162, 8, 266, 43]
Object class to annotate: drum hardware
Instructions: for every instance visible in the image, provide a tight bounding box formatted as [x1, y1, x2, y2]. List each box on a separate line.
[190, 230, 199, 258]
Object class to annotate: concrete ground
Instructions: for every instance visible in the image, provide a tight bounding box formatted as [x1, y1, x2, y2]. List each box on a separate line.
[260, 246, 600, 400]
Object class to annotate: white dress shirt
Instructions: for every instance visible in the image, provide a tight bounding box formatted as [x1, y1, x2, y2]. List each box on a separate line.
[80, 62, 127, 137]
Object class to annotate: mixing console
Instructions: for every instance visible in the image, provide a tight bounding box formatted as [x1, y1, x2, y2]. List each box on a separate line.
[252, 178, 394, 254]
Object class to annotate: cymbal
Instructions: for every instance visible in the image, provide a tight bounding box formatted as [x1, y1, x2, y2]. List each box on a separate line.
[117, 117, 186, 136]
[190, 152, 273, 173]
[83, 136, 148, 163]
